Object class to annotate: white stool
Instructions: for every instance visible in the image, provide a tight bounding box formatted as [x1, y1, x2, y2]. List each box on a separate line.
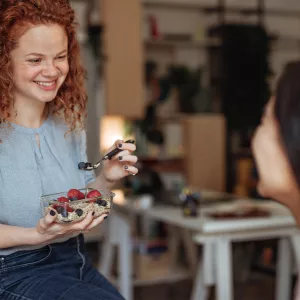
[191, 227, 299, 300]
[99, 211, 133, 300]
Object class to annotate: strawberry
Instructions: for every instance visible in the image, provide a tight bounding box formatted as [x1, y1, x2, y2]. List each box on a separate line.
[78, 192, 85, 200]
[87, 190, 101, 203]
[57, 196, 69, 203]
[67, 189, 81, 201]
[87, 190, 101, 199]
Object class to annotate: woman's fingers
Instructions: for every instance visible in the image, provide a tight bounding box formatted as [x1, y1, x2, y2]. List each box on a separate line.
[117, 141, 136, 152]
[37, 209, 57, 234]
[112, 150, 130, 158]
[37, 210, 105, 238]
[124, 165, 139, 176]
[105, 140, 136, 159]
[117, 154, 138, 164]
[113, 139, 124, 149]
[73, 211, 95, 232]
[85, 214, 108, 230]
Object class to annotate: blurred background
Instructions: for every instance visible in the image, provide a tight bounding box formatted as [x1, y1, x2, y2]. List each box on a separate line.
[70, 1, 300, 299]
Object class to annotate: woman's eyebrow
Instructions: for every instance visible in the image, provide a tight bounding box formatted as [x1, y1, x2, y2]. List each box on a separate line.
[25, 49, 67, 57]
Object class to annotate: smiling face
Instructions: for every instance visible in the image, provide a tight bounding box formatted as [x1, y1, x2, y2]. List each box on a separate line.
[10, 24, 69, 106]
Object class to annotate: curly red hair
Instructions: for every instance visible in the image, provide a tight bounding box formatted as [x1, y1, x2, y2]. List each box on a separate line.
[0, 0, 87, 131]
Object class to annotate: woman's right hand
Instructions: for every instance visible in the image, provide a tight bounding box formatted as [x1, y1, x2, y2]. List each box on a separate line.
[33, 210, 108, 245]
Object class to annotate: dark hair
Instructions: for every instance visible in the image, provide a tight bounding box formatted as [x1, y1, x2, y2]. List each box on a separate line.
[275, 61, 300, 185]
[0, 0, 87, 131]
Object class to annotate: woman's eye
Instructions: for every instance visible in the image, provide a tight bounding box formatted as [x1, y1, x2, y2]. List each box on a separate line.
[56, 55, 67, 60]
[28, 58, 41, 63]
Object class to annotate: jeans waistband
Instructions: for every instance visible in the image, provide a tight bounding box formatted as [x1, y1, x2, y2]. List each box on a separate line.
[0, 234, 87, 280]
[50, 234, 85, 248]
[1, 234, 85, 261]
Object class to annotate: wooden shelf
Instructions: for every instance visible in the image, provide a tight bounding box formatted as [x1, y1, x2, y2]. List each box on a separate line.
[142, 1, 300, 17]
[139, 157, 185, 173]
[143, 0, 207, 11]
[156, 114, 185, 123]
[144, 38, 221, 49]
[101, 0, 144, 118]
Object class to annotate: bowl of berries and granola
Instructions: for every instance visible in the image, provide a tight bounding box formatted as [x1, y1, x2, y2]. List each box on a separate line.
[41, 188, 115, 223]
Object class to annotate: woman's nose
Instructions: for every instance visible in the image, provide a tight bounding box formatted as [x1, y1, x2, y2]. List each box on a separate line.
[42, 62, 59, 77]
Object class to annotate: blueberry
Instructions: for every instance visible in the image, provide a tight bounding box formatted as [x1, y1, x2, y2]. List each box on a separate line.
[75, 209, 83, 217]
[96, 200, 107, 207]
[69, 197, 78, 201]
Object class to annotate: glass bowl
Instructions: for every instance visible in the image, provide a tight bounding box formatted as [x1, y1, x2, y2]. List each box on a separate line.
[41, 188, 115, 223]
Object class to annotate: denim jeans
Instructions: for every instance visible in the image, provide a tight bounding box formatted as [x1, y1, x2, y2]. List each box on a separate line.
[0, 234, 125, 300]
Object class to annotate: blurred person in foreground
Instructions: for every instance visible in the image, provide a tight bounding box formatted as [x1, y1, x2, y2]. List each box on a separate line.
[0, 1, 138, 299]
[252, 61, 300, 299]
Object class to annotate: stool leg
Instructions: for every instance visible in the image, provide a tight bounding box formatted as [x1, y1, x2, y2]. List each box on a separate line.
[190, 242, 213, 300]
[99, 214, 116, 276]
[203, 241, 215, 286]
[276, 237, 292, 300]
[179, 228, 198, 276]
[291, 232, 300, 267]
[168, 225, 181, 273]
[215, 238, 233, 300]
[117, 213, 133, 300]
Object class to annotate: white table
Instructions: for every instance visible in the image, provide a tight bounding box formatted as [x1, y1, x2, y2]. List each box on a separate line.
[99, 198, 299, 300]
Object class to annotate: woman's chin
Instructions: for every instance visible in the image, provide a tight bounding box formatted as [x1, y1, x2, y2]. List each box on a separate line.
[256, 181, 268, 198]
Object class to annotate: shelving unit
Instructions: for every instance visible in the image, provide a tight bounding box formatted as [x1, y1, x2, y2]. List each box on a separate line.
[142, 0, 300, 17]
[140, 1, 227, 190]
[139, 157, 185, 174]
[100, 0, 144, 118]
[141, 0, 300, 193]
[145, 36, 300, 53]
[144, 38, 221, 49]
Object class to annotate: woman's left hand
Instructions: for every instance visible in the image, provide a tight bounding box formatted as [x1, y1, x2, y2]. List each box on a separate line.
[100, 139, 138, 183]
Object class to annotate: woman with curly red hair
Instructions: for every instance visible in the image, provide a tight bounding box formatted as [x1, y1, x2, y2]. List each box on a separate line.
[0, 1, 137, 299]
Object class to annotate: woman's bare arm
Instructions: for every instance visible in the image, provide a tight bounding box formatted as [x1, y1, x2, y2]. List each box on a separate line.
[0, 224, 39, 249]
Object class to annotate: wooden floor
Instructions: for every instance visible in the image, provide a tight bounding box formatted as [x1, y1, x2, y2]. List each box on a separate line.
[86, 242, 292, 300]
[134, 276, 275, 300]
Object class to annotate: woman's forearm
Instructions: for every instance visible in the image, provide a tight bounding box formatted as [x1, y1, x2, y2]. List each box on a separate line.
[0, 224, 41, 249]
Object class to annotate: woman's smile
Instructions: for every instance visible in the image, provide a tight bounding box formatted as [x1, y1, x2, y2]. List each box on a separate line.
[34, 80, 57, 91]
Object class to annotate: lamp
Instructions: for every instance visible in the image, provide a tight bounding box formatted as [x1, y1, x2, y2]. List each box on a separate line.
[112, 189, 125, 205]
[100, 116, 134, 155]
